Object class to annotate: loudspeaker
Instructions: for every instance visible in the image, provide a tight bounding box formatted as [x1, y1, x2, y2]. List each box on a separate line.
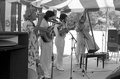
[108, 30, 118, 43]
[107, 30, 118, 52]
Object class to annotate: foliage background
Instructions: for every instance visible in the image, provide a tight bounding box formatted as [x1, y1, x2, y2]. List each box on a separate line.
[68, 9, 120, 31]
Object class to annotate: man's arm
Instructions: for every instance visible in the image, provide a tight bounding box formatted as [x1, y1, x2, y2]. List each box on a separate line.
[39, 27, 50, 33]
[34, 13, 45, 34]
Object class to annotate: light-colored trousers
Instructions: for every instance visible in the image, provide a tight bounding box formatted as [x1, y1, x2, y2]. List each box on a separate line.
[54, 36, 65, 67]
[75, 32, 86, 62]
[39, 37, 53, 75]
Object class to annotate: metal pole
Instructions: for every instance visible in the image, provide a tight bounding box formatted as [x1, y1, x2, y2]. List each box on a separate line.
[104, 7, 109, 52]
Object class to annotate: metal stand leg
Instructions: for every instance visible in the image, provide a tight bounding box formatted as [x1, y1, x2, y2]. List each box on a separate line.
[70, 33, 74, 79]
[51, 52, 54, 79]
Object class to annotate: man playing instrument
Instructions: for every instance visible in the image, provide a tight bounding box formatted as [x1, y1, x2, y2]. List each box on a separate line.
[75, 11, 90, 64]
[54, 14, 68, 71]
[75, 10, 99, 65]
[38, 10, 56, 78]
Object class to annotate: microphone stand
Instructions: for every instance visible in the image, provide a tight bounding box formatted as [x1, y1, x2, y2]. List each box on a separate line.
[69, 32, 77, 43]
[51, 34, 54, 79]
[69, 32, 77, 79]
[50, 23, 55, 79]
[51, 40, 54, 79]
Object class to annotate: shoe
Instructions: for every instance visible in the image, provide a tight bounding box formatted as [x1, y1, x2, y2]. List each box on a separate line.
[75, 61, 80, 65]
[53, 64, 57, 68]
[75, 63, 79, 65]
[44, 73, 51, 78]
[56, 67, 64, 71]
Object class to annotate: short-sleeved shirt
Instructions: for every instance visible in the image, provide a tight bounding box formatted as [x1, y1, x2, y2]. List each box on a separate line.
[40, 18, 49, 28]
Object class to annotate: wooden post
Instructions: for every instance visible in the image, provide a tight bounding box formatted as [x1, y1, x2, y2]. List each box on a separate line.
[11, 2, 17, 32]
[18, 3, 22, 32]
[0, 0, 5, 31]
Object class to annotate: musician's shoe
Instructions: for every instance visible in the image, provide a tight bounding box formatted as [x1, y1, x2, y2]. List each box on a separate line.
[56, 66, 64, 71]
[75, 61, 80, 65]
[75, 62, 79, 65]
[44, 74, 51, 79]
[44, 73, 51, 78]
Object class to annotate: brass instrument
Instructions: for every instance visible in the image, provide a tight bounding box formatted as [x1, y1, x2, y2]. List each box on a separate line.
[50, 19, 67, 36]
[50, 19, 74, 36]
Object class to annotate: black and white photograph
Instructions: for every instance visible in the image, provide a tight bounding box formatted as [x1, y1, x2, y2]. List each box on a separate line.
[0, 0, 120, 79]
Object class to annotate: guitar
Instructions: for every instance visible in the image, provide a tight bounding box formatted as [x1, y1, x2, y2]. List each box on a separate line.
[40, 26, 55, 42]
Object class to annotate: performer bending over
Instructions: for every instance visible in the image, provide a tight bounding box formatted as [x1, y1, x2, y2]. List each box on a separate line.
[39, 10, 56, 78]
[54, 14, 68, 71]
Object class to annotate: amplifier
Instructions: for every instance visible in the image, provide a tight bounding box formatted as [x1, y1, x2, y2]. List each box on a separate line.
[108, 30, 118, 43]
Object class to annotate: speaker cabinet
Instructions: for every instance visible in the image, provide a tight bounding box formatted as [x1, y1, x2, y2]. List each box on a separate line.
[0, 32, 28, 79]
[118, 30, 120, 45]
[108, 30, 118, 43]
[107, 30, 118, 52]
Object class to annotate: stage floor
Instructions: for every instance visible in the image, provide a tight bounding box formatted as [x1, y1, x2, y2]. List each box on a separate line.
[39, 31, 120, 79]
[52, 31, 120, 79]
[51, 55, 120, 79]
